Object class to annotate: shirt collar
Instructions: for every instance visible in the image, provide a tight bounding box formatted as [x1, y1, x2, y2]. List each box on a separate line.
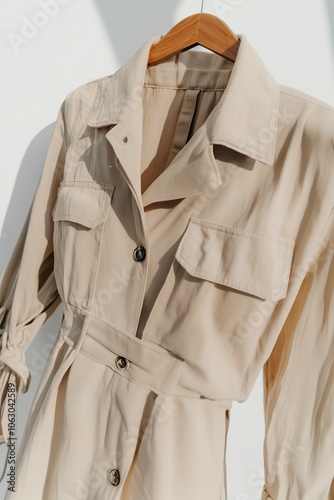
[87, 33, 280, 167]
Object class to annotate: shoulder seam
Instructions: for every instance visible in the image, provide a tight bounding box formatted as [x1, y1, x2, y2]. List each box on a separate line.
[280, 87, 334, 113]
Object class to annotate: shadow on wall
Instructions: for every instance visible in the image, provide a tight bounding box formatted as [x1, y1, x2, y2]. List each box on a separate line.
[0, 124, 55, 275]
[327, 0, 334, 55]
[94, 0, 181, 65]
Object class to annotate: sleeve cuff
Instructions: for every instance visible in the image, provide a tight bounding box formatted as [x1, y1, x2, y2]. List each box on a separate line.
[0, 330, 31, 393]
[0, 329, 31, 447]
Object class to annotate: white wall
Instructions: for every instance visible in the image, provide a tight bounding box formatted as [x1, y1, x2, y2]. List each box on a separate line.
[0, 1, 333, 498]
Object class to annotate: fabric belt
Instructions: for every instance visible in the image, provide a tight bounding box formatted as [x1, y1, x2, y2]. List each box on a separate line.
[80, 314, 187, 397]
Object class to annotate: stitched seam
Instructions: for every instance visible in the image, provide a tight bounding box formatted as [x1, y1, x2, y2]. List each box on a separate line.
[59, 180, 115, 191]
[280, 87, 334, 111]
[88, 203, 110, 313]
[269, 76, 280, 164]
[53, 215, 107, 226]
[52, 185, 114, 226]
[79, 344, 114, 368]
[208, 139, 272, 163]
[144, 84, 227, 92]
[178, 257, 271, 297]
[87, 312, 176, 358]
[88, 121, 118, 127]
[176, 219, 295, 299]
[190, 218, 294, 246]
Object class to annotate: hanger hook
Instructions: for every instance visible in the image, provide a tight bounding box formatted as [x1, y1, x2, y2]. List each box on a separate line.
[201, 0, 204, 13]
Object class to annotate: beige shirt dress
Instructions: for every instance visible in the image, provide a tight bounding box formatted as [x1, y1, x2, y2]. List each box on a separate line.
[0, 33, 334, 500]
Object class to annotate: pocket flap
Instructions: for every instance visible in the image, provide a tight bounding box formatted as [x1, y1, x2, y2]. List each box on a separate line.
[175, 218, 295, 301]
[52, 181, 115, 228]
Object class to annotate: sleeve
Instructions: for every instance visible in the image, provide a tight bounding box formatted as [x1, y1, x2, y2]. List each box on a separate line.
[261, 205, 334, 499]
[0, 100, 66, 447]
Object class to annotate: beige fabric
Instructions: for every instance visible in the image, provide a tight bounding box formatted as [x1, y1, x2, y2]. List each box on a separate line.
[0, 33, 334, 499]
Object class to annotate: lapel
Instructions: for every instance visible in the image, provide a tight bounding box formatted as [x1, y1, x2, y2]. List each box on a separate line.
[142, 130, 220, 207]
[87, 36, 160, 212]
[87, 33, 280, 210]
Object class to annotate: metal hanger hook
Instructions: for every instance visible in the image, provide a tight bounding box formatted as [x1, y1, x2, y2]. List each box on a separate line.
[201, 0, 204, 13]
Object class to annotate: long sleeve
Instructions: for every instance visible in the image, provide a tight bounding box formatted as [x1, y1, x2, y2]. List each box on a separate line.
[0, 101, 66, 446]
[262, 206, 334, 499]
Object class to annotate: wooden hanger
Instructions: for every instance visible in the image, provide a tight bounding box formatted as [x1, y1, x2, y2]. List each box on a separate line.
[148, 12, 240, 65]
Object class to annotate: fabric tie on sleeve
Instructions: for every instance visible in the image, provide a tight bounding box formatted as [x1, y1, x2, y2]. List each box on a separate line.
[0, 329, 31, 447]
[0, 330, 31, 393]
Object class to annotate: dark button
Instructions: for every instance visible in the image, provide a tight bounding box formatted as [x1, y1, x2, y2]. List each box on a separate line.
[108, 468, 120, 486]
[133, 246, 146, 262]
[122, 136, 128, 143]
[115, 356, 129, 370]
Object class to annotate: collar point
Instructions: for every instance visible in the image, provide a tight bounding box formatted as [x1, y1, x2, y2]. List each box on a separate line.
[213, 140, 275, 166]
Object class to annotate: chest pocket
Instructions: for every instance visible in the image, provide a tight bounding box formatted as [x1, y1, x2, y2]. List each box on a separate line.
[142, 217, 295, 400]
[175, 217, 295, 301]
[52, 180, 115, 308]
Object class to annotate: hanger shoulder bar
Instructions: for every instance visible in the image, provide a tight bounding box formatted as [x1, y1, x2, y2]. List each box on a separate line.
[148, 15, 201, 64]
[148, 13, 240, 65]
[198, 14, 240, 61]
